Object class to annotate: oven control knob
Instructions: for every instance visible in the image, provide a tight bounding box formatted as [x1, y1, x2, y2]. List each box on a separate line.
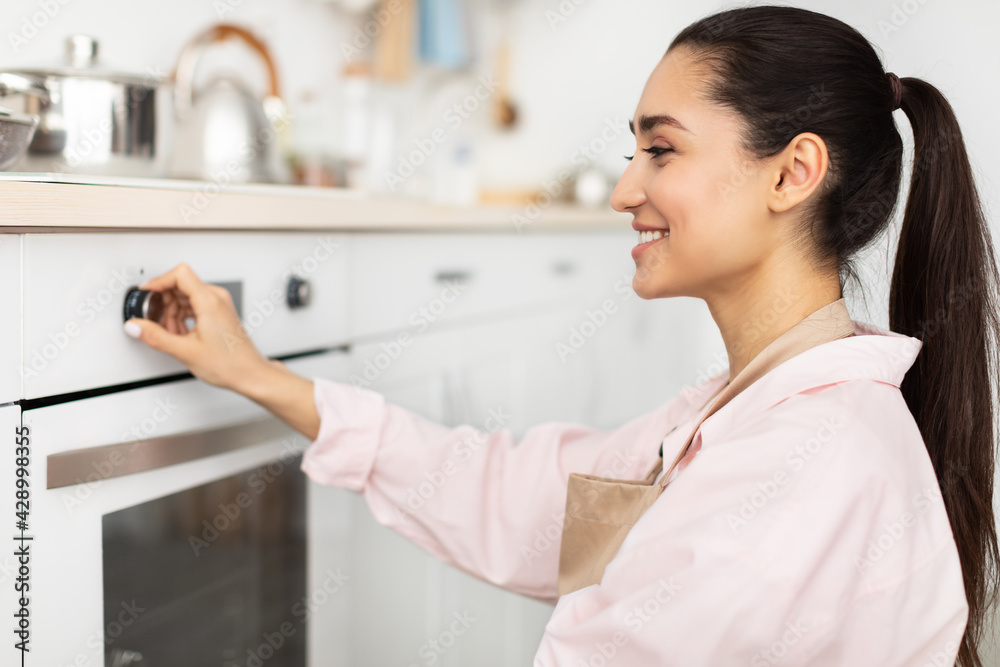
[286, 277, 311, 309]
[123, 287, 164, 323]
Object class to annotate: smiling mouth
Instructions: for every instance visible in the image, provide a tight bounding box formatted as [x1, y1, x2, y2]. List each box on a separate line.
[636, 229, 669, 246]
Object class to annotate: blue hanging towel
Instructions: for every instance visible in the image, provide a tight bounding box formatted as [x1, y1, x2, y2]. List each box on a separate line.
[419, 0, 469, 68]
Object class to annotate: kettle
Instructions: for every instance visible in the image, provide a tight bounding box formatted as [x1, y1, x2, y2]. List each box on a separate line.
[169, 24, 290, 184]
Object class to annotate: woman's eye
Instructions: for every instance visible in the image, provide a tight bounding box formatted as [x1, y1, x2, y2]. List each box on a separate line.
[624, 147, 674, 161]
[644, 146, 674, 158]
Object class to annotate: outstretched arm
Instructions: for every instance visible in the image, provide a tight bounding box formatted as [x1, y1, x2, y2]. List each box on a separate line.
[123, 262, 322, 439]
[125, 262, 683, 602]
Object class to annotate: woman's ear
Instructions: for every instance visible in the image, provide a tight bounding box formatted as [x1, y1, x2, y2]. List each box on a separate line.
[768, 132, 829, 214]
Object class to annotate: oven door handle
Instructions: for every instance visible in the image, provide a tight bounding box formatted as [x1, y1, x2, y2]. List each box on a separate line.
[46, 415, 294, 489]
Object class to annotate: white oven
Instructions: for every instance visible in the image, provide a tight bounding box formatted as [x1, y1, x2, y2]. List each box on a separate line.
[2, 231, 350, 667]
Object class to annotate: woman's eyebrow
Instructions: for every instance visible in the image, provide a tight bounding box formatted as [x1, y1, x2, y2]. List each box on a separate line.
[629, 114, 692, 135]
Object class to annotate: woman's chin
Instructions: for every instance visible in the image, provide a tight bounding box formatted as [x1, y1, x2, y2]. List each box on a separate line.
[633, 271, 691, 300]
[632, 278, 669, 300]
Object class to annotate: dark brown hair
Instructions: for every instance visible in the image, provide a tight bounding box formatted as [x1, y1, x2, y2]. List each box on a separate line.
[668, 5, 1000, 665]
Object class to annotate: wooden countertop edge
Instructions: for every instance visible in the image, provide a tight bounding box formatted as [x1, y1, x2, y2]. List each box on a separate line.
[0, 180, 630, 232]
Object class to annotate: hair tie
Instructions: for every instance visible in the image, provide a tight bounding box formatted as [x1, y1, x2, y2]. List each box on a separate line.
[886, 72, 903, 111]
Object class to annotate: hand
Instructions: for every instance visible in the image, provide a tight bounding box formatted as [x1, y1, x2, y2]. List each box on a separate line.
[123, 262, 270, 394]
[123, 263, 321, 439]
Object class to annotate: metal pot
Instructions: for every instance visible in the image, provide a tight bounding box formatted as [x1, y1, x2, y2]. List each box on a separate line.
[0, 35, 172, 177]
[0, 105, 39, 171]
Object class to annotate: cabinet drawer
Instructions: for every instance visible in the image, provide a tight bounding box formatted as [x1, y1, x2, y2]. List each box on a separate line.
[22, 232, 348, 399]
[348, 230, 630, 340]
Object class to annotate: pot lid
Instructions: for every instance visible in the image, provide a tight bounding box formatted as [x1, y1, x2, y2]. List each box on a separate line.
[0, 104, 39, 128]
[1, 35, 169, 87]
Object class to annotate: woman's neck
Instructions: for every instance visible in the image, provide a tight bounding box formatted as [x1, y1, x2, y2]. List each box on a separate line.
[706, 273, 843, 381]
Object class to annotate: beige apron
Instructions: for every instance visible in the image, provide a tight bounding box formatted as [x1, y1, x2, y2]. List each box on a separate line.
[556, 298, 856, 596]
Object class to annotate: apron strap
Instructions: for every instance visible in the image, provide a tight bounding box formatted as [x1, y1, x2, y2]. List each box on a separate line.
[655, 298, 856, 490]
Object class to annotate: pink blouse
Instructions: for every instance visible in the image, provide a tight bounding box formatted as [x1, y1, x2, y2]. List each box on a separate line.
[301, 319, 968, 665]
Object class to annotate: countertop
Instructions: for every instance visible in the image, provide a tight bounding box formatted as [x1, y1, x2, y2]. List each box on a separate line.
[0, 173, 629, 233]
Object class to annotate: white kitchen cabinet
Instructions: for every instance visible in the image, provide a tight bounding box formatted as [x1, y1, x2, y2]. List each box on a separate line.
[0, 235, 20, 403]
[334, 323, 560, 667]
[555, 291, 725, 429]
[347, 231, 628, 342]
[20, 232, 349, 398]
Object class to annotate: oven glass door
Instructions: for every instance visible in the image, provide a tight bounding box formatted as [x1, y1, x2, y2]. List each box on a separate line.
[102, 454, 307, 667]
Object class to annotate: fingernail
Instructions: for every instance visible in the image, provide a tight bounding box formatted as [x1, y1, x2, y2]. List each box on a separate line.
[124, 320, 142, 339]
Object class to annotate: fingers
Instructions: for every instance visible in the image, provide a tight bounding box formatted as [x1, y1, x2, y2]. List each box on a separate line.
[161, 290, 194, 334]
[140, 263, 212, 310]
[124, 318, 193, 362]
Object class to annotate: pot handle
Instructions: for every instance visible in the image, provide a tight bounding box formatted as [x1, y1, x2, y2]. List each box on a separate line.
[172, 23, 282, 116]
[0, 72, 51, 102]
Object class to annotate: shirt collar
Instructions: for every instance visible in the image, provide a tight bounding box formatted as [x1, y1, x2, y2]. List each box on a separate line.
[685, 305, 922, 435]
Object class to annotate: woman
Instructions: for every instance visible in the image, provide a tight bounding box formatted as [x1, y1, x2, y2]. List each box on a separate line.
[124, 5, 999, 665]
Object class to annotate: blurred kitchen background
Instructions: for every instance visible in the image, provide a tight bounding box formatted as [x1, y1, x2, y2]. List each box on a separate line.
[0, 0, 995, 225]
[2, 0, 998, 662]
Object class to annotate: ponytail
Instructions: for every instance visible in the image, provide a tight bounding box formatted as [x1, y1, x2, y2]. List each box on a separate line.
[890, 77, 1000, 667]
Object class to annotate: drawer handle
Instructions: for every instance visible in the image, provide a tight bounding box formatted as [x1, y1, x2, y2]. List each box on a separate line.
[434, 270, 473, 284]
[552, 260, 577, 276]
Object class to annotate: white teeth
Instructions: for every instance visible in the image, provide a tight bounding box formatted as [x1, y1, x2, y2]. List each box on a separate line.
[636, 229, 670, 246]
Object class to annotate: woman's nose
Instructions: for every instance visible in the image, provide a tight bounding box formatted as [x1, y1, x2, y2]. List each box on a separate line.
[610, 162, 645, 212]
